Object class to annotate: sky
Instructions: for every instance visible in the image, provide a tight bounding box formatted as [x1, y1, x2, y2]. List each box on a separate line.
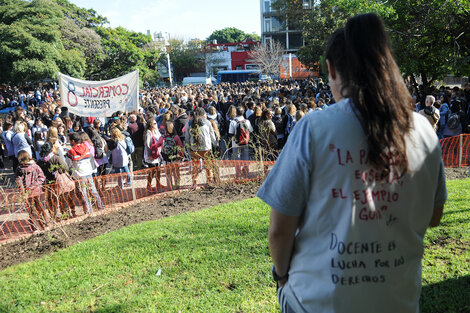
[69, 0, 261, 41]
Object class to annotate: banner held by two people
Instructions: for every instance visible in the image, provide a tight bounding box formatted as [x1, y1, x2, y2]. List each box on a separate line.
[58, 70, 139, 117]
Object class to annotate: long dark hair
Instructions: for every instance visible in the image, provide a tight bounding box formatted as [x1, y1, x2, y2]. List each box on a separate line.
[325, 13, 413, 177]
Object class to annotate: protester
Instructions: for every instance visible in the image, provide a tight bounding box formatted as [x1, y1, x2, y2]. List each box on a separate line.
[144, 118, 165, 192]
[257, 13, 447, 313]
[66, 132, 104, 213]
[15, 150, 46, 230]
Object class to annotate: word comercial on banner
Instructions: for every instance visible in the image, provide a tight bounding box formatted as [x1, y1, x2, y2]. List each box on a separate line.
[58, 70, 139, 117]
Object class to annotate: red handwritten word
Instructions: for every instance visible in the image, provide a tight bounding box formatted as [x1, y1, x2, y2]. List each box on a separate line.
[354, 169, 402, 185]
[331, 188, 347, 199]
[358, 206, 388, 221]
[79, 84, 129, 98]
[353, 189, 399, 204]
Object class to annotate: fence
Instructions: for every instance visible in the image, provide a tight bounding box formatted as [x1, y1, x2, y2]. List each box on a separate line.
[440, 134, 470, 167]
[0, 134, 468, 244]
[0, 160, 274, 243]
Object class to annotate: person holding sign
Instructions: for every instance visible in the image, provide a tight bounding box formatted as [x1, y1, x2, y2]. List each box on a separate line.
[257, 13, 447, 313]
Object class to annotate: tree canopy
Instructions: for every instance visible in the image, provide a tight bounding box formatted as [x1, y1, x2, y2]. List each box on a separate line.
[207, 27, 260, 43]
[273, 0, 470, 87]
[0, 0, 160, 85]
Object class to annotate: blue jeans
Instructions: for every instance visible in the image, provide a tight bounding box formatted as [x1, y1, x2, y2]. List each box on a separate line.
[233, 144, 250, 160]
[114, 165, 131, 187]
[78, 175, 104, 213]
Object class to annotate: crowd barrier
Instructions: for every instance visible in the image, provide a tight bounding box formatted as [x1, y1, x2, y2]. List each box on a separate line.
[0, 160, 274, 243]
[0, 134, 467, 243]
[440, 134, 470, 168]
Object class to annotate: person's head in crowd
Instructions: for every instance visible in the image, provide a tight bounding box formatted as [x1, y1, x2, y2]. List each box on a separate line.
[146, 118, 157, 131]
[110, 127, 125, 142]
[15, 107, 26, 121]
[261, 109, 273, 121]
[325, 12, 412, 174]
[164, 121, 176, 137]
[33, 131, 44, 143]
[254, 106, 263, 118]
[79, 131, 93, 145]
[162, 112, 173, 123]
[207, 106, 217, 117]
[120, 115, 128, 126]
[3, 122, 13, 132]
[425, 95, 435, 107]
[274, 107, 282, 116]
[287, 104, 297, 116]
[46, 127, 58, 142]
[17, 150, 33, 165]
[236, 106, 245, 117]
[92, 119, 102, 131]
[72, 120, 82, 132]
[13, 121, 25, 134]
[62, 116, 72, 132]
[68, 132, 82, 146]
[128, 114, 137, 123]
[39, 141, 53, 159]
[295, 110, 305, 122]
[227, 105, 236, 119]
[57, 124, 66, 135]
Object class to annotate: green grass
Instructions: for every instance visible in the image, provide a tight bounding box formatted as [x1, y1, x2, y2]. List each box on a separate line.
[0, 179, 469, 313]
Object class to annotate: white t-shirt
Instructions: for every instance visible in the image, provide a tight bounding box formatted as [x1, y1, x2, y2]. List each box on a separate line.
[258, 98, 447, 313]
[228, 116, 253, 147]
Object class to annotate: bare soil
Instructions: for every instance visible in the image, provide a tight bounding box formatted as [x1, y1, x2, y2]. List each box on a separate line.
[0, 168, 467, 271]
[0, 182, 260, 270]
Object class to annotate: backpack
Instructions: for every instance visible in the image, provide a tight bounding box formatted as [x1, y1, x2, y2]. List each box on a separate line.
[149, 135, 160, 159]
[111, 141, 128, 168]
[236, 120, 250, 145]
[285, 114, 295, 136]
[446, 113, 460, 130]
[124, 136, 135, 154]
[161, 136, 179, 162]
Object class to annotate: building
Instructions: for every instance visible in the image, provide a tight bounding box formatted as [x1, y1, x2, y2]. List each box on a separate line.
[260, 0, 312, 53]
[205, 41, 260, 77]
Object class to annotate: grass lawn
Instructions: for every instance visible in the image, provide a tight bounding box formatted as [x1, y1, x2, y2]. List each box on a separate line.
[0, 179, 469, 312]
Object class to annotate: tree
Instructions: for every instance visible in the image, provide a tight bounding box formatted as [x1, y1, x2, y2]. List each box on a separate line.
[94, 27, 157, 80]
[166, 38, 205, 82]
[207, 27, 260, 43]
[0, 0, 86, 83]
[273, 0, 469, 88]
[249, 41, 284, 78]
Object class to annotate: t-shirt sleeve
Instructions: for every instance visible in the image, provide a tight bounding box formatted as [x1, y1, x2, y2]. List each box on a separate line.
[434, 158, 447, 209]
[257, 117, 313, 217]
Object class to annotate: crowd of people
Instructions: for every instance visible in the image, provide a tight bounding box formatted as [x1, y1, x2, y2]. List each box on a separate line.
[0, 77, 469, 230]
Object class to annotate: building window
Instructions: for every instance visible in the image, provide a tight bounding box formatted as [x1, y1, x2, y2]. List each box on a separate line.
[264, 0, 271, 13]
[302, 0, 311, 9]
[264, 17, 271, 32]
[272, 16, 283, 32]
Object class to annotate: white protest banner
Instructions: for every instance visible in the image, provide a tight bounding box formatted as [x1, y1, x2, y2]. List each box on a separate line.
[58, 70, 139, 117]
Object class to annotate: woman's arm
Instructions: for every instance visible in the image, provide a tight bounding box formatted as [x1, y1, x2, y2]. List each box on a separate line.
[268, 208, 299, 286]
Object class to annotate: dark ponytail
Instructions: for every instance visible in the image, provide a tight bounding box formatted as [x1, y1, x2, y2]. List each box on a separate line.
[326, 13, 413, 178]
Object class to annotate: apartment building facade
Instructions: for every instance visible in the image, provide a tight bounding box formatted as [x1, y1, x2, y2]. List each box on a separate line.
[260, 0, 312, 52]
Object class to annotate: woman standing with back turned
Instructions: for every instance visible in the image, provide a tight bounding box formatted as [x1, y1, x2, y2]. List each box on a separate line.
[258, 13, 447, 313]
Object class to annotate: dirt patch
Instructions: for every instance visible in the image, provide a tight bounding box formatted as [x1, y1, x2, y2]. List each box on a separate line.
[445, 167, 469, 180]
[0, 167, 467, 270]
[0, 182, 261, 271]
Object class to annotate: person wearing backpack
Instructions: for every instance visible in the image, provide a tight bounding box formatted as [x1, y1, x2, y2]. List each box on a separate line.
[188, 107, 218, 187]
[144, 118, 165, 192]
[228, 106, 253, 161]
[418, 95, 440, 132]
[155, 121, 184, 189]
[109, 128, 131, 189]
